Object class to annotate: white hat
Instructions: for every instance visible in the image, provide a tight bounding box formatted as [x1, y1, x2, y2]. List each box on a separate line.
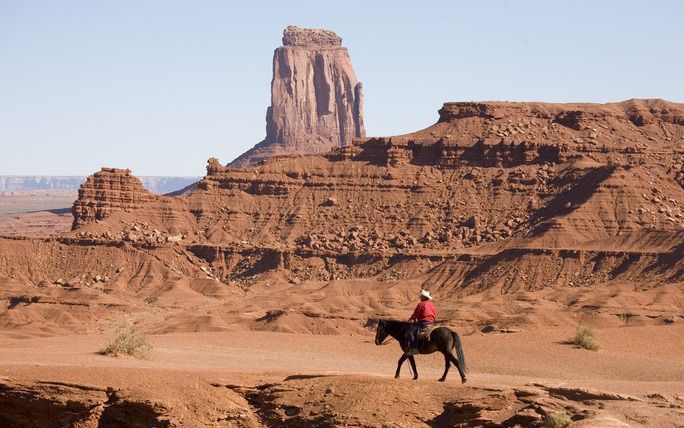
[420, 290, 432, 300]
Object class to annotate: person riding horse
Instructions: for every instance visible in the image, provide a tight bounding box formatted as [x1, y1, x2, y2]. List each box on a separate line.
[406, 289, 436, 352]
[374, 316, 467, 383]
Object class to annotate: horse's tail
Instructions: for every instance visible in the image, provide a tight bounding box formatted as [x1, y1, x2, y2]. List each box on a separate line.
[452, 331, 467, 373]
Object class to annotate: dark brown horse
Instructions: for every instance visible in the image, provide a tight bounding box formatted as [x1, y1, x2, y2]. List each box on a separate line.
[375, 319, 467, 383]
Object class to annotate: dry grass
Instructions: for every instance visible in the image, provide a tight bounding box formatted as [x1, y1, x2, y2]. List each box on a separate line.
[100, 316, 152, 359]
[571, 325, 600, 351]
[545, 410, 572, 427]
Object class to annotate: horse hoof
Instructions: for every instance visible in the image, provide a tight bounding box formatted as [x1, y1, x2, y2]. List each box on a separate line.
[461, 377, 467, 384]
[413, 377, 418, 381]
[438, 378, 446, 382]
[394, 375, 400, 379]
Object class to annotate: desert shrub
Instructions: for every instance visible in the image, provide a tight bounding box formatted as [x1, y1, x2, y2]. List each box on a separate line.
[100, 316, 152, 359]
[545, 411, 572, 427]
[571, 325, 599, 351]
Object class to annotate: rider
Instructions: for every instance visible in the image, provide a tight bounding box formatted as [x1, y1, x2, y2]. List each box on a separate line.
[406, 289, 436, 352]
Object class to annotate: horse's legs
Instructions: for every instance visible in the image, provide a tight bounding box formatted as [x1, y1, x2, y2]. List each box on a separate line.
[408, 355, 418, 380]
[395, 353, 408, 379]
[439, 353, 450, 382]
[447, 352, 467, 383]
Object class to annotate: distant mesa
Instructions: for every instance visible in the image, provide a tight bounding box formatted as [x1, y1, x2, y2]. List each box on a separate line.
[0, 175, 199, 194]
[230, 25, 365, 167]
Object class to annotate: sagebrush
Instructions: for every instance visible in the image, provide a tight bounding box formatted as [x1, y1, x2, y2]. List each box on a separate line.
[571, 325, 599, 351]
[101, 317, 152, 359]
[545, 410, 572, 427]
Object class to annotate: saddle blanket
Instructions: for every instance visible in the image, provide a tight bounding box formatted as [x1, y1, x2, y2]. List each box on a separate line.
[417, 325, 436, 341]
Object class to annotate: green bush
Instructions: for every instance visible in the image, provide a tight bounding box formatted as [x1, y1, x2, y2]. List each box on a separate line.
[571, 325, 599, 351]
[101, 317, 152, 359]
[545, 411, 572, 428]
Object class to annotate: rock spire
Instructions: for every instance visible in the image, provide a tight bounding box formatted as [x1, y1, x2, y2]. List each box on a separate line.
[231, 25, 365, 166]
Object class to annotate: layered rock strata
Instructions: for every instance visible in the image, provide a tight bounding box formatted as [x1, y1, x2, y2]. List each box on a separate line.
[73, 100, 684, 256]
[2, 99, 682, 340]
[71, 168, 192, 235]
[231, 25, 365, 166]
[71, 168, 156, 229]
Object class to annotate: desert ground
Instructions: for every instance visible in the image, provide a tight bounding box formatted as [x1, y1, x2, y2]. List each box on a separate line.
[0, 322, 682, 427]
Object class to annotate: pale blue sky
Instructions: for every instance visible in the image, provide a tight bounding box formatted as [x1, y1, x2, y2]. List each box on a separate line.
[1, 0, 683, 175]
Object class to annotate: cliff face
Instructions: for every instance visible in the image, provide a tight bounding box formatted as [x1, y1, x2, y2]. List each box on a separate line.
[357, 99, 684, 167]
[231, 26, 365, 167]
[68, 100, 684, 294]
[73, 100, 684, 249]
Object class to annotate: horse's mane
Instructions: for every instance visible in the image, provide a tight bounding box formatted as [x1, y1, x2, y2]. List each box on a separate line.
[381, 319, 410, 327]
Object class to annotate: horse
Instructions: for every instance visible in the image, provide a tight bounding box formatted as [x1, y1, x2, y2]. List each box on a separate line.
[374, 319, 467, 383]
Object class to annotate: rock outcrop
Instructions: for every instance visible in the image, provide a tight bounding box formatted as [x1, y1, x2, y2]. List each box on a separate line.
[71, 168, 157, 229]
[71, 168, 193, 235]
[231, 25, 365, 167]
[0, 376, 257, 427]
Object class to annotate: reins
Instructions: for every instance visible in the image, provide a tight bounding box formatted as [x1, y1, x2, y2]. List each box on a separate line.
[379, 336, 394, 345]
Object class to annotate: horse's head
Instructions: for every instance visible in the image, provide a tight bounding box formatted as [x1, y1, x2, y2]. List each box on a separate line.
[374, 319, 388, 345]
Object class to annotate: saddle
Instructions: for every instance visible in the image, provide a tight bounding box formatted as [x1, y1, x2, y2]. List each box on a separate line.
[417, 325, 435, 342]
[405, 324, 436, 354]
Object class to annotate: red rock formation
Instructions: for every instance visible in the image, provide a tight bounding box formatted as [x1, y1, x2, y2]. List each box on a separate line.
[74, 101, 684, 246]
[231, 25, 365, 166]
[3, 99, 683, 344]
[71, 168, 157, 229]
[66, 100, 684, 294]
[71, 168, 194, 237]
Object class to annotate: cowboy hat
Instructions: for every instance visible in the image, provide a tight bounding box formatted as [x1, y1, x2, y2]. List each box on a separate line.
[419, 289, 432, 300]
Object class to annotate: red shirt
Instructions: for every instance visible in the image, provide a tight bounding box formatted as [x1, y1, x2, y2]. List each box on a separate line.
[410, 301, 436, 322]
